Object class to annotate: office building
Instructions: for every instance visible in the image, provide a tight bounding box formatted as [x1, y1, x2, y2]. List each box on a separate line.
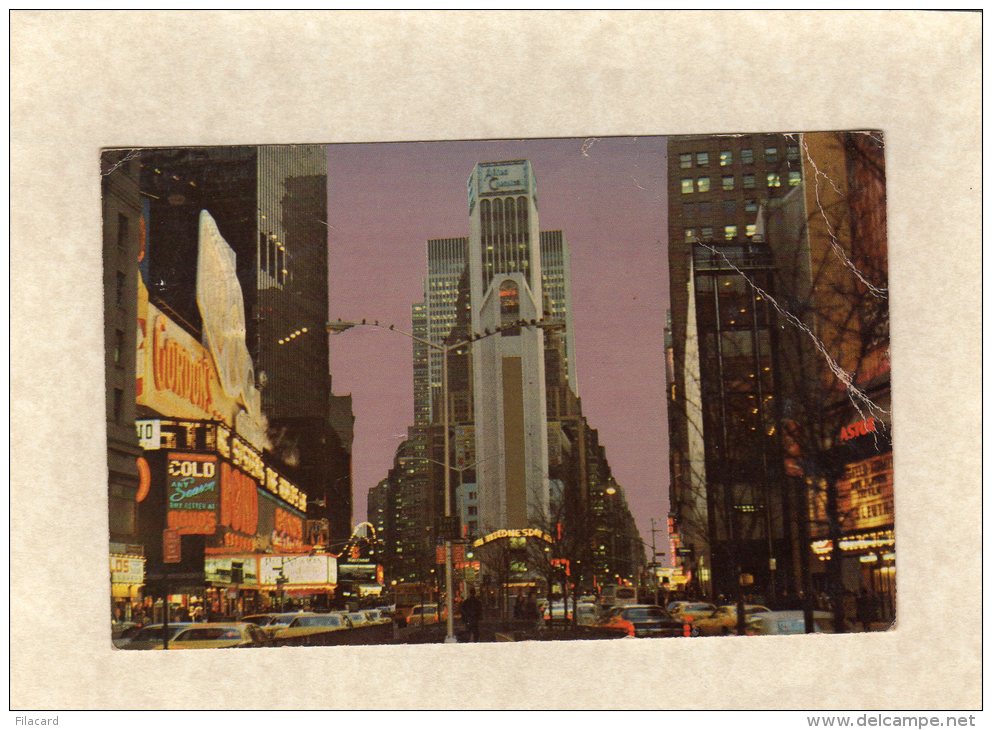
[666, 134, 803, 601]
[468, 160, 550, 531]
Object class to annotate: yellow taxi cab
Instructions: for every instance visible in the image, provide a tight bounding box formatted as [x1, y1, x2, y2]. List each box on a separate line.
[693, 604, 771, 636]
[160, 622, 269, 649]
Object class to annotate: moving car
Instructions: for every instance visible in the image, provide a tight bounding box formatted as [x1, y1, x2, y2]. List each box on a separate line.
[407, 604, 443, 626]
[117, 623, 192, 650]
[599, 585, 638, 609]
[693, 604, 772, 636]
[599, 605, 684, 638]
[163, 622, 269, 649]
[543, 601, 573, 623]
[669, 602, 717, 622]
[575, 602, 601, 626]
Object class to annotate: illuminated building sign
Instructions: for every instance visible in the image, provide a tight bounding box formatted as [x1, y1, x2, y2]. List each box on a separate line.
[258, 555, 338, 586]
[110, 555, 146, 585]
[839, 416, 878, 442]
[477, 162, 529, 196]
[219, 462, 259, 551]
[166, 453, 218, 535]
[273, 507, 304, 549]
[472, 528, 554, 548]
[135, 274, 267, 450]
[810, 453, 893, 536]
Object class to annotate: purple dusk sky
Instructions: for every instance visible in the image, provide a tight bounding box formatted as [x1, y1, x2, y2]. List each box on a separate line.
[326, 137, 670, 546]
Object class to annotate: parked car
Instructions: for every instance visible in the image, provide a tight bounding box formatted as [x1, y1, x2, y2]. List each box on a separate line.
[111, 621, 141, 648]
[272, 613, 353, 640]
[693, 604, 772, 636]
[162, 622, 269, 649]
[744, 610, 848, 636]
[117, 623, 192, 650]
[243, 612, 316, 639]
[364, 609, 391, 625]
[346, 611, 371, 628]
[599, 605, 684, 638]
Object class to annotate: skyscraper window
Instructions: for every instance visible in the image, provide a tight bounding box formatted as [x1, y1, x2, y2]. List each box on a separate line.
[696, 152, 710, 167]
[764, 147, 779, 163]
[724, 225, 738, 241]
[767, 172, 782, 188]
[720, 150, 733, 166]
[681, 178, 694, 194]
[680, 153, 692, 169]
[743, 174, 755, 189]
[788, 171, 802, 187]
[722, 175, 734, 191]
[741, 148, 754, 164]
[696, 177, 711, 193]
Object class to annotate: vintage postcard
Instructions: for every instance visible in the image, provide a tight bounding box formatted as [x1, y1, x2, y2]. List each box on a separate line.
[104, 133, 893, 650]
[11, 10, 981, 713]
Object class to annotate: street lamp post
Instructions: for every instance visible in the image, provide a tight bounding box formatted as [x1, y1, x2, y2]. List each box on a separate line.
[328, 316, 563, 643]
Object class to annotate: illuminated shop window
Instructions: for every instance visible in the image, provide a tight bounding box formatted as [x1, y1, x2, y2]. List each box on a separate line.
[696, 177, 711, 193]
[720, 150, 733, 166]
[681, 178, 694, 194]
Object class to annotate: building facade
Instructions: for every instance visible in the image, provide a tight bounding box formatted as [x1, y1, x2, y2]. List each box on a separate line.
[666, 131, 893, 623]
[666, 134, 804, 601]
[103, 151, 146, 612]
[137, 145, 354, 545]
[468, 160, 550, 531]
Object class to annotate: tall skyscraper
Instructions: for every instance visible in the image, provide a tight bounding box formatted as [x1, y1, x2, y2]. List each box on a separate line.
[468, 160, 550, 530]
[426, 237, 469, 420]
[539, 230, 578, 395]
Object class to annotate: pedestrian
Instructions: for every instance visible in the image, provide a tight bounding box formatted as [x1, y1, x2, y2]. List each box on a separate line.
[460, 588, 483, 642]
[524, 589, 539, 622]
[856, 589, 876, 632]
[513, 590, 526, 619]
